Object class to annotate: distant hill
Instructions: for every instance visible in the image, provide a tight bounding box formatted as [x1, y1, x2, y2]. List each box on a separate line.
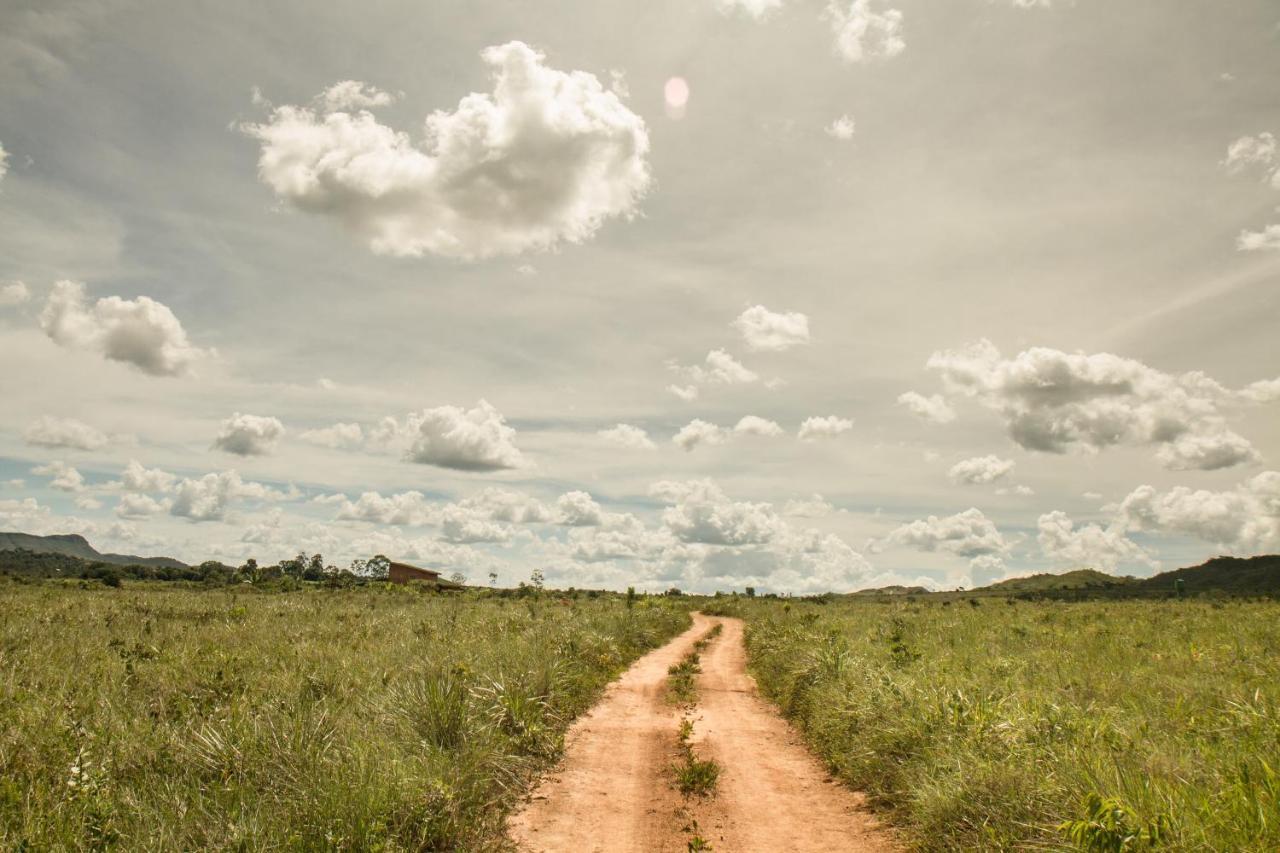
[850, 585, 930, 597]
[981, 569, 1138, 594]
[1134, 555, 1280, 596]
[0, 532, 187, 569]
[965, 557, 1280, 599]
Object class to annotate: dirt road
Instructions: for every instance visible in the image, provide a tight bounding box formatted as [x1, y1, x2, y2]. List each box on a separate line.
[507, 613, 896, 853]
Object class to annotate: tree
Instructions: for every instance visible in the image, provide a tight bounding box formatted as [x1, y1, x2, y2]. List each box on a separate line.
[625, 586, 637, 610]
[488, 571, 498, 587]
[363, 555, 391, 580]
[530, 568, 545, 592]
[449, 571, 466, 585]
[303, 554, 326, 582]
[745, 586, 756, 598]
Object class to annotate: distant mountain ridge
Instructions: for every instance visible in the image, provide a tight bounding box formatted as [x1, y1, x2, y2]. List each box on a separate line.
[972, 556, 1279, 599]
[982, 568, 1138, 593]
[0, 532, 187, 569]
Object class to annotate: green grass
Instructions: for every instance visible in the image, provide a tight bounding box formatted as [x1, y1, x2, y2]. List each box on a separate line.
[0, 581, 688, 851]
[672, 718, 720, 798]
[706, 597, 1280, 851]
[667, 624, 722, 707]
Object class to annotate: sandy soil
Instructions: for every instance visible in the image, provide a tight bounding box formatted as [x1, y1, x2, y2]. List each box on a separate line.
[506, 614, 714, 853]
[507, 613, 897, 852]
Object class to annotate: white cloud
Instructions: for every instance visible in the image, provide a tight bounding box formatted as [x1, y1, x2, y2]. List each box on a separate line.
[555, 490, 605, 526]
[948, 454, 1015, 485]
[715, 0, 785, 18]
[169, 471, 291, 522]
[825, 115, 856, 140]
[32, 461, 85, 492]
[674, 419, 729, 452]
[734, 415, 784, 437]
[923, 339, 1277, 470]
[439, 504, 512, 543]
[1119, 472, 1280, 552]
[654, 479, 782, 545]
[597, 423, 656, 449]
[826, 0, 905, 64]
[242, 41, 651, 259]
[300, 422, 364, 450]
[877, 507, 1008, 559]
[678, 349, 759, 386]
[0, 141, 7, 181]
[798, 415, 853, 441]
[120, 460, 176, 494]
[116, 493, 166, 519]
[333, 490, 438, 526]
[783, 494, 834, 517]
[460, 488, 551, 524]
[1037, 510, 1155, 572]
[1223, 132, 1278, 180]
[1237, 225, 1280, 252]
[318, 80, 396, 112]
[0, 281, 29, 306]
[996, 484, 1035, 496]
[1155, 430, 1259, 471]
[898, 391, 957, 424]
[39, 280, 209, 376]
[405, 400, 524, 471]
[213, 413, 286, 456]
[668, 384, 700, 402]
[24, 416, 109, 451]
[0, 497, 49, 529]
[732, 305, 811, 351]
[1223, 133, 1280, 251]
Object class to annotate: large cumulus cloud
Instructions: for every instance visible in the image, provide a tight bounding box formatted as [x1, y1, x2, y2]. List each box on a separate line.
[214, 413, 285, 456]
[40, 281, 209, 377]
[921, 339, 1275, 470]
[404, 400, 525, 471]
[1119, 472, 1280, 552]
[242, 42, 651, 259]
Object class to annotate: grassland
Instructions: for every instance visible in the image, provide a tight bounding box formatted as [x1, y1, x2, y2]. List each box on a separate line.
[704, 596, 1280, 851]
[0, 581, 687, 851]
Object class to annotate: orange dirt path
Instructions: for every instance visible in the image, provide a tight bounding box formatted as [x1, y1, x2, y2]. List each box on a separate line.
[508, 613, 897, 852]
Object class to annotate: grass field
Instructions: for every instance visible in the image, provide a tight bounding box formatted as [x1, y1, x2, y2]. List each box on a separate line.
[704, 596, 1280, 851]
[0, 582, 687, 851]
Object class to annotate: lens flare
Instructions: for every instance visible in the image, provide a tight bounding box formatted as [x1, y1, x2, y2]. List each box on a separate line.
[664, 76, 690, 118]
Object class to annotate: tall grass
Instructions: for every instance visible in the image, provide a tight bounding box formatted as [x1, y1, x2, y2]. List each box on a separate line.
[711, 597, 1280, 851]
[0, 582, 687, 850]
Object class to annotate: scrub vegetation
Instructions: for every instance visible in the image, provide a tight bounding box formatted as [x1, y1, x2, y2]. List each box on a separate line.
[704, 595, 1280, 851]
[0, 582, 687, 851]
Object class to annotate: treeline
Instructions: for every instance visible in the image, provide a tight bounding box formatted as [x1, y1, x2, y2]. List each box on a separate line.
[0, 549, 398, 588]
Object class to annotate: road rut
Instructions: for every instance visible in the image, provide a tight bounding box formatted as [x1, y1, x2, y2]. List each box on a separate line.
[508, 613, 896, 852]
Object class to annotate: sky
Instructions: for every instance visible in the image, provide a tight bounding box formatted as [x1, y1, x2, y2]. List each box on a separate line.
[1, 0, 1278, 593]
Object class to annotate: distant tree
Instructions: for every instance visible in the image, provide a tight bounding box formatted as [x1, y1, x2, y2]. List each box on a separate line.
[303, 554, 326, 582]
[449, 571, 466, 585]
[350, 558, 367, 576]
[488, 571, 498, 587]
[745, 586, 756, 598]
[625, 586, 637, 610]
[530, 569, 545, 592]
[364, 555, 391, 580]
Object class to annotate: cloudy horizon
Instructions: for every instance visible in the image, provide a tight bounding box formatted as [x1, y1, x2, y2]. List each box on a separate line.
[2, 0, 1278, 592]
